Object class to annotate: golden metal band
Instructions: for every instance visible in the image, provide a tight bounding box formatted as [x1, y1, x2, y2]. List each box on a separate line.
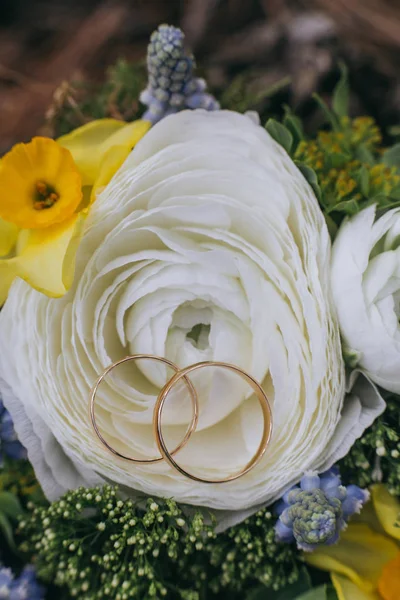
[90, 354, 199, 463]
[153, 361, 272, 484]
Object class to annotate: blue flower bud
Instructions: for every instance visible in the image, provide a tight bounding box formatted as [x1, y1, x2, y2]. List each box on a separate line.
[140, 24, 219, 124]
[275, 467, 370, 551]
[0, 565, 44, 600]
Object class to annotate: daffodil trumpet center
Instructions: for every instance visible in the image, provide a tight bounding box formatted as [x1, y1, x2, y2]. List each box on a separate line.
[34, 181, 59, 210]
[378, 552, 400, 600]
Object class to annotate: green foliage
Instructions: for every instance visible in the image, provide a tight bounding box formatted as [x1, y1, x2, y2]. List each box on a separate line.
[340, 393, 400, 495]
[332, 63, 349, 119]
[47, 59, 147, 138]
[383, 143, 400, 168]
[0, 456, 43, 554]
[246, 572, 337, 600]
[219, 73, 290, 115]
[246, 568, 311, 599]
[0, 456, 44, 505]
[266, 119, 293, 154]
[263, 67, 400, 230]
[294, 116, 400, 220]
[295, 585, 337, 600]
[18, 485, 301, 600]
[0, 490, 24, 551]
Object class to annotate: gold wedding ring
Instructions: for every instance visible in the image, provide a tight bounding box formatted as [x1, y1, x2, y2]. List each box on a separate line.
[90, 356, 272, 482]
[153, 361, 272, 484]
[90, 354, 198, 463]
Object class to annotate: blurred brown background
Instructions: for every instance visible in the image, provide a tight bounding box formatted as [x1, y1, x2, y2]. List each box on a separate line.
[0, 0, 399, 154]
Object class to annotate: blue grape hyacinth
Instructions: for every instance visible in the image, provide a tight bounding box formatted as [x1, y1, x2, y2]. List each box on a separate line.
[0, 565, 44, 600]
[140, 24, 219, 124]
[275, 467, 370, 552]
[0, 393, 27, 466]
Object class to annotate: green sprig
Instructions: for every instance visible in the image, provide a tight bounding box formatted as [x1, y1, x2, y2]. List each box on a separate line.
[339, 393, 400, 495]
[18, 486, 301, 600]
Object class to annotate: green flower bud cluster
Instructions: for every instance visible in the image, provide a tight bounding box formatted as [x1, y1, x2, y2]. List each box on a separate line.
[18, 486, 300, 600]
[207, 509, 300, 594]
[340, 394, 400, 496]
[294, 117, 400, 220]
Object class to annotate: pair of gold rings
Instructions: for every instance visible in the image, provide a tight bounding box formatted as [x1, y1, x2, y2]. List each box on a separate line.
[90, 354, 272, 484]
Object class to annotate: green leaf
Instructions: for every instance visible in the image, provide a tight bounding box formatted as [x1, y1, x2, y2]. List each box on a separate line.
[326, 198, 359, 215]
[388, 186, 400, 201]
[332, 63, 349, 118]
[295, 162, 322, 202]
[0, 511, 16, 550]
[324, 214, 338, 241]
[382, 143, 400, 167]
[255, 76, 292, 102]
[355, 144, 375, 164]
[327, 152, 352, 169]
[326, 585, 339, 600]
[266, 119, 293, 154]
[357, 165, 370, 197]
[0, 491, 24, 519]
[295, 584, 328, 600]
[312, 93, 339, 130]
[283, 106, 304, 151]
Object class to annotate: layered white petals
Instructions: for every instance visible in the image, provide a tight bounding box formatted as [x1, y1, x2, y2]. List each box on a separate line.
[0, 110, 350, 512]
[331, 205, 400, 392]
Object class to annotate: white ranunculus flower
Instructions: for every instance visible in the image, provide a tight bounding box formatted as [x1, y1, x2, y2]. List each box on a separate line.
[0, 110, 383, 517]
[331, 204, 400, 393]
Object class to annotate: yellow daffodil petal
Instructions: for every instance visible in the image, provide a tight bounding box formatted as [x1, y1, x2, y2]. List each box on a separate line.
[89, 145, 131, 204]
[0, 219, 19, 256]
[57, 119, 126, 184]
[0, 137, 82, 230]
[102, 119, 151, 149]
[0, 259, 19, 305]
[371, 485, 400, 541]
[305, 523, 399, 592]
[378, 552, 400, 600]
[332, 574, 380, 600]
[58, 118, 150, 185]
[0, 215, 86, 300]
[61, 214, 87, 289]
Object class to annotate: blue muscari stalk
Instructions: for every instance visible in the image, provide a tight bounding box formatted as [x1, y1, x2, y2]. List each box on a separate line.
[0, 565, 45, 600]
[275, 466, 370, 552]
[140, 24, 219, 124]
[0, 393, 27, 465]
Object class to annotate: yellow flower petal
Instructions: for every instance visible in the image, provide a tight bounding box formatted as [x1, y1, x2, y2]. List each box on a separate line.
[0, 259, 19, 305]
[0, 219, 19, 256]
[0, 137, 82, 229]
[101, 119, 151, 149]
[58, 118, 150, 186]
[0, 215, 86, 300]
[305, 523, 399, 592]
[371, 485, 400, 541]
[89, 145, 131, 204]
[332, 574, 380, 600]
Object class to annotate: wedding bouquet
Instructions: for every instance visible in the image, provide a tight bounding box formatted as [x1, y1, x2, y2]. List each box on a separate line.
[0, 24, 399, 600]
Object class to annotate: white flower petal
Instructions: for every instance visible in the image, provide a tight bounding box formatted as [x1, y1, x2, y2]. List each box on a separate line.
[0, 110, 349, 516]
[331, 205, 400, 392]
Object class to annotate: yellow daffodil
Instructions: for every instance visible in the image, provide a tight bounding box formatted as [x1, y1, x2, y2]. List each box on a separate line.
[0, 118, 150, 304]
[0, 137, 82, 230]
[305, 484, 400, 600]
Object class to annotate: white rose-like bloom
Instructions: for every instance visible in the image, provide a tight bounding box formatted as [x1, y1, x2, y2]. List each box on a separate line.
[331, 204, 400, 393]
[0, 111, 382, 517]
